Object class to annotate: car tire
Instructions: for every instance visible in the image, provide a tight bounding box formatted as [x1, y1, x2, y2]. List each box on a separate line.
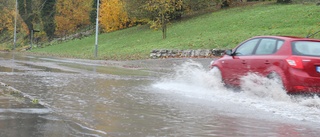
[210, 66, 223, 82]
[267, 72, 285, 89]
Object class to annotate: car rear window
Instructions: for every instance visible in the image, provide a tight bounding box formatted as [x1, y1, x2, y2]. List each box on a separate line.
[292, 41, 320, 56]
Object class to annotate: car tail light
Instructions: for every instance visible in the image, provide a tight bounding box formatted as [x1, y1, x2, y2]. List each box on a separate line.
[286, 56, 303, 69]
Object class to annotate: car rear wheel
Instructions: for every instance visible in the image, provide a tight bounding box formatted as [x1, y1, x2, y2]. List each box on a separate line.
[267, 72, 285, 89]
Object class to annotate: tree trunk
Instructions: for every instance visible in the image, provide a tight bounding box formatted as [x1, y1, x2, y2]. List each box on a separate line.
[162, 14, 166, 39]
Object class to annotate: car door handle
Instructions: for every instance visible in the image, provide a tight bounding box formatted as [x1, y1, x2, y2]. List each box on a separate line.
[242, 60, 246, 64]
[265, 60, 270, 64]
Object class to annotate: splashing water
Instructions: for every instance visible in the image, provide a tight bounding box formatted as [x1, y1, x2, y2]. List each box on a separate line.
[172, 60, 225, 90]
[240, 73, 320, 109]
[294, 95, 320, 109]
[240, 73, 291, 102]
[153, 60, 227, 97]
[152, 60, 320, 122]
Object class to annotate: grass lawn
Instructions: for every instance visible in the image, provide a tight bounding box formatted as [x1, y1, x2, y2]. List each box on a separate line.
[30, 2, 320, 60]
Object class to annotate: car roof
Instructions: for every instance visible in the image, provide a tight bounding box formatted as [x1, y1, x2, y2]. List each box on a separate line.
[252, 36, 320, 41]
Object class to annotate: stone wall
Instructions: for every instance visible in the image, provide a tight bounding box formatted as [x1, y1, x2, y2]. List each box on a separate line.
[150, 49, 226, 59]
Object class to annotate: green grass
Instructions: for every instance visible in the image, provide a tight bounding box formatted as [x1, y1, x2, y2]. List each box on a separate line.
[30, 2, 320, 60]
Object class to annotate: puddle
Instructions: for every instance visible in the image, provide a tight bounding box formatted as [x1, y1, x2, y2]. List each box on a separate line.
[0, 108, 51, 114]
[0, 81, 105, 136]
[0, 66, 24, 73]
[0, 83, 45, 109]
[2, 52, 320, 136]
[61, 63, 150, 76]
[17, 62, 76, 73]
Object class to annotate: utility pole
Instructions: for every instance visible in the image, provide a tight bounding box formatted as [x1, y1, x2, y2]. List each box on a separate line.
[31, 29, 33, 49]
[13, 0, 18, 49]
[94, 0, 100, 58]
[30, 30, 39, 49]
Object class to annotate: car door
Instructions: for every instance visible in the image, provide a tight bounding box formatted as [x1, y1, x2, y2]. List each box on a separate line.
[248, 38, 284, 75]
[224, 38, 260, 85]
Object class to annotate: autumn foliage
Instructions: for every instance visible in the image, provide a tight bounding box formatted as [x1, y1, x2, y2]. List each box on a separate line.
[55, 0, 92, 37]
[99, 0, 130, 32]
[0, 0, 233, 47]
[144, 0, 183, 39]
[0, 7, 15, 34]
[0, 0, 28, 43]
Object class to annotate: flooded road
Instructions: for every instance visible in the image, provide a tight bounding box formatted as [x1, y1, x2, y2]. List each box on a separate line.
[0, 52, 320, 136]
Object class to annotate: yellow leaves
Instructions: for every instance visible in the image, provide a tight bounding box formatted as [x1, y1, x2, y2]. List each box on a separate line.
[149, 19, 161, 30]
[0, 2, 27, 36]
[175, 0, 183, 9]
[144, 0, 182, 28]
[99, 0, 130, 32]
[0, 7, 15, 34]
[55, 0, 92, 37]
[144, 0, 183, 16]
[143, 0, 183, 39]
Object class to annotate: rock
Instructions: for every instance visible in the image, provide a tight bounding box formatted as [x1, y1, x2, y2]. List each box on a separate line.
[160, 49, 167, 54]
[162, 53, 168, 57]
[177, 50, 183, 57]
[182, 50, 192, 57]
[190, 50, 196, 57]
[150, 48, 225, 58]
[151, 49, 159, 53]
[156, 52, 162, 58]
[212, 49, 225, 56]
[204, 49, 212, 57]
[150, 53, 157, 59]
[199, 49, 207, 57]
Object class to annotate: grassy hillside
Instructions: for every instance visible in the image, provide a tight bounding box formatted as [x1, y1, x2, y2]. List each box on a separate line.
[30, 2, 320, 60]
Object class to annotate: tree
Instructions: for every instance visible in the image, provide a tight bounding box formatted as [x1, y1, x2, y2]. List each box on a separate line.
[90, 0, 98, 24]
[99, 0, 130, 32]
[183, 0, 216, 12]
[144, 0, 183, 39]
[17, 0, 48, 41]
[0, 0, 29, 47]
[123, 0, 149, 24]
[124, 0, 217, 25]
[18, 0, 34, 36]
[41, 0, 56, 40]
[0, 1, 15, 34]
[277, 0, 292, 3]
[55, 0, 92, 38]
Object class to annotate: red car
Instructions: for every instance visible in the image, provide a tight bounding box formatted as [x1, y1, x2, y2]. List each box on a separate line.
[210, 36, 320, 94]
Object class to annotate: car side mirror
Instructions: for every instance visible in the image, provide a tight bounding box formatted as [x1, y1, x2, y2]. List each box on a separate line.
[225, 49, 233, 56]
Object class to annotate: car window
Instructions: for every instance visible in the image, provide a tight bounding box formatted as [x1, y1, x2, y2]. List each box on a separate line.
[255, 39, 277, 55]
[276, 40, 284, 50]
[292, 41, 320, 56]
[235, 39, 259, 56]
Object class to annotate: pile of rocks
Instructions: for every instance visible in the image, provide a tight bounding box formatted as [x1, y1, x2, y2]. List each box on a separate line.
[150, 49, 226, 59]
